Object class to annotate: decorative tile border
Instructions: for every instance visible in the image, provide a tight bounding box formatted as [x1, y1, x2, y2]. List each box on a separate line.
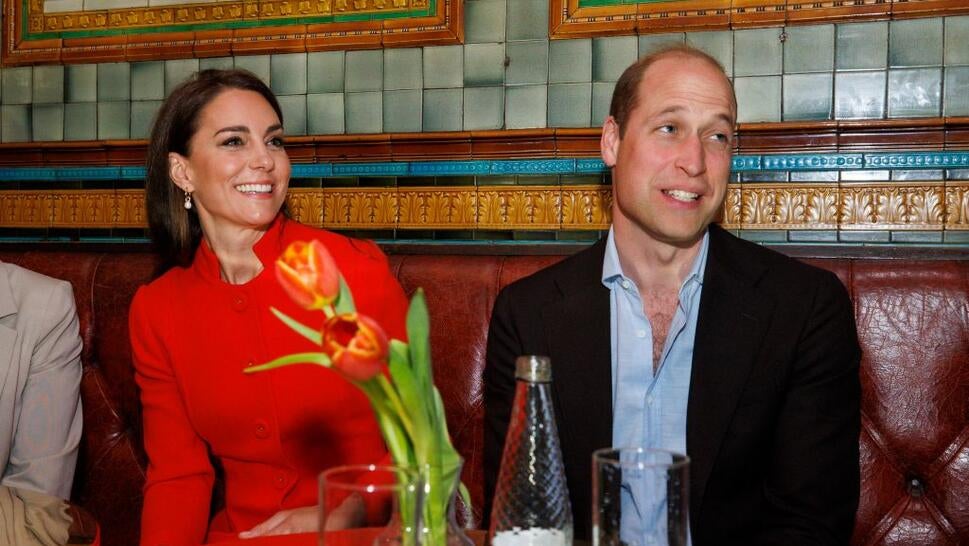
[4, 151, 969, 182]
[4, 182, 967, 232]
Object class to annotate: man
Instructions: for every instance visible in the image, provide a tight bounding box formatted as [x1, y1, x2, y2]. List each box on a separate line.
[0, 260, 83, 500]
[484, 45, 861, 544]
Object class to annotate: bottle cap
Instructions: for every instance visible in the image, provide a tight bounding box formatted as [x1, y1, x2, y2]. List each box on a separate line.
[515, 355, 552, 382]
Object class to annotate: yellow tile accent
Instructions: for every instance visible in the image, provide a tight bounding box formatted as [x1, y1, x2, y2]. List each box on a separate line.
[945, 182, 969, 231]
[839, 182, 945, 230]
[396, 186, 477, 229]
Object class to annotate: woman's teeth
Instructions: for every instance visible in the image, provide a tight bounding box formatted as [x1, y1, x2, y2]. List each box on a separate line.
[236, 184, 272, 193]
[664, 189, 699, 202]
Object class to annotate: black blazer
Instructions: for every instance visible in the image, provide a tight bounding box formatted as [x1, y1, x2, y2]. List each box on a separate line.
[484, 225, 861, 545]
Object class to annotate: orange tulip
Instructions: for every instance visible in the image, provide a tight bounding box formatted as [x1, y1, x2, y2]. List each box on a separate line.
[275, 240, 340, 310]
[322, 313, 389, 381]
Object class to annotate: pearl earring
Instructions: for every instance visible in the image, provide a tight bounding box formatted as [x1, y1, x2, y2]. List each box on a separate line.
[184, 191, 193, 210]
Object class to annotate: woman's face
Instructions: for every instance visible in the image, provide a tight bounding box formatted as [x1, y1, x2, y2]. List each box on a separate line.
[171, 88, 291, 237]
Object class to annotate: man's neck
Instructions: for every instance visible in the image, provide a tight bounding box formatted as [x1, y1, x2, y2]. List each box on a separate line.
[613, 223, 705, 296]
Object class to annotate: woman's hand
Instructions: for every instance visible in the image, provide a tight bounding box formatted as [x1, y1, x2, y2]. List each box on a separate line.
[238, 506, 319, 539]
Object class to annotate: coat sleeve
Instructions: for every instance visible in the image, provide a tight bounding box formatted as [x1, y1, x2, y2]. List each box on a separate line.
[2, 280, 82, 500]
[482, 284, 524, 528]
[755, 270, 861, 545]
[130, 286, 214, 546]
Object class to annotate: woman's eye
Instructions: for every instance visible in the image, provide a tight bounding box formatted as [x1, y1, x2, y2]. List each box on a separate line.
[221, 136, 244, 147]
[268, 137, 285, 148]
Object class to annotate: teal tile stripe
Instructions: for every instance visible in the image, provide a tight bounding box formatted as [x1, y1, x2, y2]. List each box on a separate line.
[2, 151, 969, 182]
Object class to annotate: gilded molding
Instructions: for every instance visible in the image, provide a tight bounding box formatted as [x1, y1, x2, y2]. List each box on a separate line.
[1, 183, 967, 232]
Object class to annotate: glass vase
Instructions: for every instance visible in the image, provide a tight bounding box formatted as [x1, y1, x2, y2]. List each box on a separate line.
[319, 464, 422, 546]
[418, 458, 474, 546]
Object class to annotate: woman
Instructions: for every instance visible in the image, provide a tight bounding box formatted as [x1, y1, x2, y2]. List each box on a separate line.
[129, 69, 409, 545]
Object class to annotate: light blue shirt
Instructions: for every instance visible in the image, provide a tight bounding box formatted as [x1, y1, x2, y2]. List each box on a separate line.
[601, 228, 708, 544]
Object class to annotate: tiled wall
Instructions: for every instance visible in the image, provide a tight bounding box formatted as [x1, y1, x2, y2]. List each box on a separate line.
[3, 14, 969, 141]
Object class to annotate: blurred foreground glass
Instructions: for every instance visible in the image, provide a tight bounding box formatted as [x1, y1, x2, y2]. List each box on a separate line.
[319, 464, 422, 546]
[592, 448, 690, 546]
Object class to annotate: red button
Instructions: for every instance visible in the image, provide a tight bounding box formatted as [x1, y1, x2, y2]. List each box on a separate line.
[254, 420, 270, 439]
[232, 294, 248, 312]
[273, 473, 287, 489]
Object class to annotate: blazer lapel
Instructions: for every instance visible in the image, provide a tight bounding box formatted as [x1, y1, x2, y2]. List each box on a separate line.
[687, 227, 775, 519]
[542, 242, 613, 465]
[0, 265, 19, 396]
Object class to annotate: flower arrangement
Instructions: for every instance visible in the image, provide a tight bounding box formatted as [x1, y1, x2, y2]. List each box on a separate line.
[245, 240, 469, 545]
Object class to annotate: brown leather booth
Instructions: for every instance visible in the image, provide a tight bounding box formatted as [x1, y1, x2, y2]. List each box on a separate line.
[1, 246, 966, 546]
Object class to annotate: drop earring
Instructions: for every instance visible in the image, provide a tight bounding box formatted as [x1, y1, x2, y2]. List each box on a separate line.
[184, 191, 193, 210]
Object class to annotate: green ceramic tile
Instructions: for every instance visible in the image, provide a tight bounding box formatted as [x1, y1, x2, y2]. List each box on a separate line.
[506, 41, 548, 85]
[738, 230, 788, 243]
[735, 76, 781, 122]
[838, 230, 890, 243]
[130, 100, 161, 140]
[66, 65, 97, 103]
[834, 71, 886, 119]
[685, 31, 733, 76]
[592, 81, 615, 125]
[422, 88, 462, 131]
[506, 0, 546, 41]
[97, 101, 130, 139]
[346, 50, 382, 92]
[787, 230, 839, 243]
[945, 16, 969, 66]
[345, 91, 382, 134]
[465, 0, 505, 44]
[465, 43, 505, 87]
[384, 48, 422, 90]
[638, 33, 685, 57]
[783, 73, 833, 120]
[383, 89, 422, 132]
[790, 171, 838, 182]
[164, 59, 199, 96]
[548, 83, 591, 128]
[463, 86, 503, 130]
[505, 84, 546, 129]
[234, 55, 271, 84]
[734, 28, 783, 76]
[784, 25, 834, 73]
[836, 22, 887, 70]
[271, 53, 307, 96]
[32, 104, 64, 142]
[308, 52, 345, 93]
[423, 46, 463, 89]
[841, 170, 888, 181]
[1, 105, 30, 142]
[888, 68, 941, 118]
[199, 57, 234, 71]
[97, 63, 130, 101]
[32, 65, 64, 104]
[64, 103, 96, 140]
[307, 93, 345, 134]
[131, 61, 164, 101]
[277, 95, 306, 136]
[890, 18, 942, 68]
[2, 67, 32, 105]
[892, 169, 942, 180]
[943, 230, 969, 243]
[945, 66, 969, 116]
[549, 39, 591, 84]
[593, 36, 637, 81]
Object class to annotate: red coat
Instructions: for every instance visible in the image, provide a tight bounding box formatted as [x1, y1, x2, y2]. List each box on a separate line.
[129, 217, 409, 545]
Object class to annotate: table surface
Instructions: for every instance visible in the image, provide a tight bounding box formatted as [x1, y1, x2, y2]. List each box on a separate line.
[213, 528, 486, 546]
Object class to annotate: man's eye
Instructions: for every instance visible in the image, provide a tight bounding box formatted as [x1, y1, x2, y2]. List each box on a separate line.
[712, 133, 729, 143]
[658, 125, 676, 134]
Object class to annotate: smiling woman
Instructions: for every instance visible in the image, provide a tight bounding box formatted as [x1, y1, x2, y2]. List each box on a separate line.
[131, 69, 411, 546]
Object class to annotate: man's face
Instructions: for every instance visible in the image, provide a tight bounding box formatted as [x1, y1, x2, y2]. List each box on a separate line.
[601, 55, 736, 249]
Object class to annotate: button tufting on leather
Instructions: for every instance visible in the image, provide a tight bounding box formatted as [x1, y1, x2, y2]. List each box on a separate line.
[907, 477, 924, 497]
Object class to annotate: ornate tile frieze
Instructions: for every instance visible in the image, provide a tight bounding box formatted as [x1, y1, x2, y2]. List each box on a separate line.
[839, 183, 946, 230]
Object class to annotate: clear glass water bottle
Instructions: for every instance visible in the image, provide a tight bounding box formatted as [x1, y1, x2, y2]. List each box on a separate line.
[490, 355, 573, 546]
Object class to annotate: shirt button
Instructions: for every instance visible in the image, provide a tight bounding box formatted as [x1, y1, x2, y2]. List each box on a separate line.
[635, 329, 647, 339]
[620, 280, 631, 290]
[254, 420, 270, 439]
[232, 294, 248, 312]
[646, 395, 654, 405]
[273, 473, 287, 489]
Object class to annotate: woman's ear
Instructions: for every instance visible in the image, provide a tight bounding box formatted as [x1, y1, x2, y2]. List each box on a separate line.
[168, 152, 193, 193]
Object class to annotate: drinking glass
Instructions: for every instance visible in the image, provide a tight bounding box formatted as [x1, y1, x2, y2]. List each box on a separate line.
[592, 448, 690, 546]
[319, 464, 422, 546]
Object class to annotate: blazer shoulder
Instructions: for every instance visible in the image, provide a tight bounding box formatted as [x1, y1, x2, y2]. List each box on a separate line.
[2, 263, 74, 312]
[499, 240, 605, 303]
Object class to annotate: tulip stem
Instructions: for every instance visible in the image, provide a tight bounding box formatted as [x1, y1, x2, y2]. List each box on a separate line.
[377, 375, 416, 441]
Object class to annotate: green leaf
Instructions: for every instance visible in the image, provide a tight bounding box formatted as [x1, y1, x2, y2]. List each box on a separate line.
[387, 355, 431, 453]
[389, 339, 410, 367]
[405, 290, 433, 411]
[271, 308, 322, 345]
[244, 352, 330, 373]
[333, 275, 356, 315]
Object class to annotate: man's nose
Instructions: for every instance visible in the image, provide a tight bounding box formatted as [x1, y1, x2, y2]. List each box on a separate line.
[675, 134, 706, 177]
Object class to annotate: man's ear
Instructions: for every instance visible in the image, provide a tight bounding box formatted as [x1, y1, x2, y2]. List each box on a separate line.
[600, 116, 620, 168]
[168, 152, 193, 193]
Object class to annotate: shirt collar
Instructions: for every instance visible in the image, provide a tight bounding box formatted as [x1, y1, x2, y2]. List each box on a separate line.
[601, 226, 711, 295]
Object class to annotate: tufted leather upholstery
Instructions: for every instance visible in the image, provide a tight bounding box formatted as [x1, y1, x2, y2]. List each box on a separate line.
[0, 248, 965, 546]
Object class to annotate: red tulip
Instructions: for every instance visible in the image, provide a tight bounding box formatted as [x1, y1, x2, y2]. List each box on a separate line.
[322, 313, 389, 381]
[276, 240, 340, 310]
